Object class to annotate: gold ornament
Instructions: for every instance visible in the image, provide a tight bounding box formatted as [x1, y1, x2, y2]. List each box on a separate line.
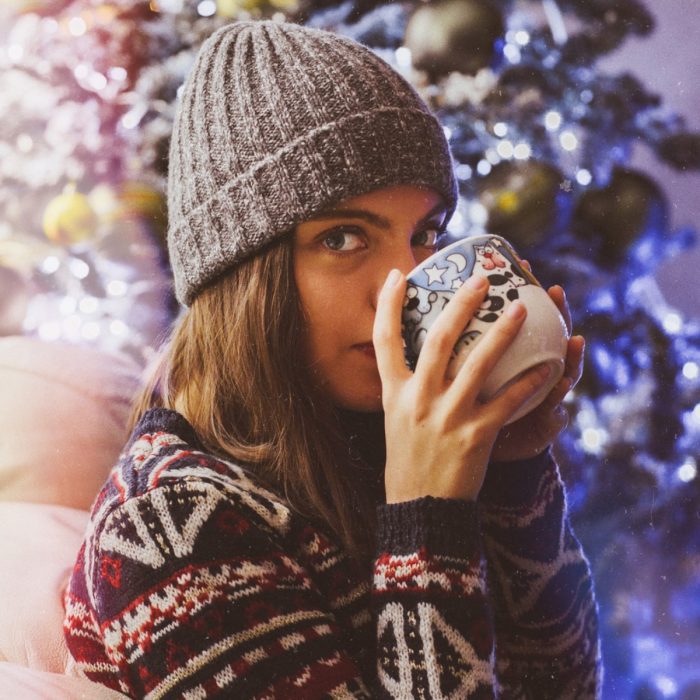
[43, 186, 99, 245]
[115, 181, 167, 247]
[116, 181, 164, 221]
[216, 0, 260, 16]
[88, 183, 121, 223]
[216, 0, 296, 16]
[477, 160, 564, 247]
[269, 0, 298, 11]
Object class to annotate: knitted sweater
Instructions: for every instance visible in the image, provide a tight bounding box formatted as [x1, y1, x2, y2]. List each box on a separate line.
[64, 408, 602, 699]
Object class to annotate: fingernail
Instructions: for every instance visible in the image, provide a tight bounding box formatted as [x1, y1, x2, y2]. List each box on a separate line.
[466, 275, 487, 290]
[386, 269, 402, 287]
[507, 301, 525, 319]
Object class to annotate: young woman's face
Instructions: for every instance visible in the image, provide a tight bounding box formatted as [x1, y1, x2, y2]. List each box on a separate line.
[293, 184, 448, 412]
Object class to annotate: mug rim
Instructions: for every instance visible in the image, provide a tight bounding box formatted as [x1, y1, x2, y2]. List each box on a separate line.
[406, 233, 517, 282]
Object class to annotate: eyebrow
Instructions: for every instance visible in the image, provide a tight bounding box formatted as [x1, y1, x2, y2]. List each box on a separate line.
[308, 202, 448, 229]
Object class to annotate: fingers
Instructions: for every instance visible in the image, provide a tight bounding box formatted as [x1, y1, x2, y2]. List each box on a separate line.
[529, 400, 570, 448]
[413, 275, 491, 383]
[490, 369, 572, 462]
[373, 269, 412, 388]
[487, 362, 556, 425]
[564, 335, 585, 388]
[448, 300, 528, 405]
[547, 376, 573, 407]
[548, 285, 572, 335]
[514, 334, 583, 427]
[517, 335, 584, 418]
[519, 262, 572, 336]
[530, 386, 571, 440]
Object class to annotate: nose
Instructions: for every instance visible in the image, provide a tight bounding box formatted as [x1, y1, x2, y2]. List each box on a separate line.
[370, 243, 420, 311]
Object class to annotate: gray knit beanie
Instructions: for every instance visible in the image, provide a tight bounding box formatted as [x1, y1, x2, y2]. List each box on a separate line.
[167, 20, 457, 306]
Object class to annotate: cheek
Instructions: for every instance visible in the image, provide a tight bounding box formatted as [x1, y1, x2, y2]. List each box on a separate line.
[296, 275, 348, 357]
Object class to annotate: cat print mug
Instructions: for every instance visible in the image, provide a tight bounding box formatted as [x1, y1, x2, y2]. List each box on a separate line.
[401, 234, 569, 424]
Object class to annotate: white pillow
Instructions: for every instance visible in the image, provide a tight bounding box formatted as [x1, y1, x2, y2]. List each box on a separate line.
[0, 662, 127, 700]
[0, 502, 88, 673]
[0, 336, 140, 510]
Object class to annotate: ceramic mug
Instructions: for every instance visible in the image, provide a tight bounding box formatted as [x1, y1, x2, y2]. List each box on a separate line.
[401, 234, 569, 424]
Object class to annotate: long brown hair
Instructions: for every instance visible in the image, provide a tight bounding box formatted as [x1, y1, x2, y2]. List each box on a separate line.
[130, 235, 379, 563]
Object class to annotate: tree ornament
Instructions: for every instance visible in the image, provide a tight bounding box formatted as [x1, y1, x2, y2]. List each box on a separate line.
[404, 0, 504, 80]
[42, 185, 99, 246]
[572, 167, 668, 262]
[216, 0, 259, 15]
[657, 132, 700, 171]
[217, 0, 297, 15]
[476, 160, 565, 247]
[115, 181, 168, 255]
[116, 181, 166, 227]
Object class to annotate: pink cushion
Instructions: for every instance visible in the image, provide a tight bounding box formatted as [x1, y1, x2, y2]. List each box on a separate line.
[0, 502, 88, 673]
[0, 336, 140, 510]
[0, 662, 128, 699]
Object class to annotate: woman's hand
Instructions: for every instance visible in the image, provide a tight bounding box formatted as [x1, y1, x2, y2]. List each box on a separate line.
[373, 269, 556, 503]
[491, 284, 585, 462]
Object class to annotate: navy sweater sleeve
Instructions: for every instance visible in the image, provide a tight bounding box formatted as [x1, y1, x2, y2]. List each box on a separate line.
[479, 450, 602, 699]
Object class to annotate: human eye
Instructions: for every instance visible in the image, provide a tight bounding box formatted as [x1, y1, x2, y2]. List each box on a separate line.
[412, 226, 446, 251]
[320, 227, 367, 254]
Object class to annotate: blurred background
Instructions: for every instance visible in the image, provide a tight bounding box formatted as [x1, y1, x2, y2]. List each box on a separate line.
[599, 2, 700, 319]
[0, 1, 698, 698]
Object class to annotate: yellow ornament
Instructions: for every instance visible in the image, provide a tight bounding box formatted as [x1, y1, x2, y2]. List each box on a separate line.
[88, 183, 121, 223]
[216, 0, 252, 17]
[115, 181, 165, 223]
[42, 186, 98, 245]
[269, 0, 298, 11]
[216, 0, 296, 17]
[110, 181, 168, 252]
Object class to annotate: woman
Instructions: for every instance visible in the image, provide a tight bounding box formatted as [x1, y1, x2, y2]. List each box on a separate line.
[64, 20, 602, 699]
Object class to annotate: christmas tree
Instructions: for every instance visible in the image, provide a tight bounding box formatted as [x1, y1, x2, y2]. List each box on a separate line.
[1, 1, 699, 697]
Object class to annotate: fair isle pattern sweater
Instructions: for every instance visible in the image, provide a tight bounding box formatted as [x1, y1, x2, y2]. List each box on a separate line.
[64, 408, 602, 699]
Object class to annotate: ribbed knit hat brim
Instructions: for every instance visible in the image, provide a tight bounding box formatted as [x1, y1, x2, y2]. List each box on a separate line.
[167, 21, 457, 306]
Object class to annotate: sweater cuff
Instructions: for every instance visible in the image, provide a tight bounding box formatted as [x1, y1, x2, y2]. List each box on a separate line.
[376, 496, 480, 558]
[479, 448, 555, 507]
